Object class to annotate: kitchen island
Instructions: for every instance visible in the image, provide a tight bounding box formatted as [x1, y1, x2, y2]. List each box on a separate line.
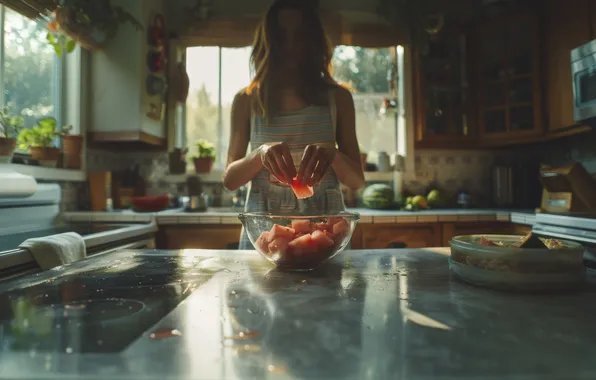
[1, 248, 595, 379]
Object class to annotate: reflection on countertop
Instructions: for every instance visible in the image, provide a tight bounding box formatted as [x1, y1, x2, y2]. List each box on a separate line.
[0, 248, 595, 379]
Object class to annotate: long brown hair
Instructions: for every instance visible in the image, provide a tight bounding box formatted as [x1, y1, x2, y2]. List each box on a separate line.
[246, 0, 336, 119]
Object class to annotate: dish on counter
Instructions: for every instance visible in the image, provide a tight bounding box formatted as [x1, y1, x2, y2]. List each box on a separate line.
[238, 212, 359, 271]
[449, 233, 586, 291]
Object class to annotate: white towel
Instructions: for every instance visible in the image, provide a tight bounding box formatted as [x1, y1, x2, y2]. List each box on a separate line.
[19, 232, 86, 270]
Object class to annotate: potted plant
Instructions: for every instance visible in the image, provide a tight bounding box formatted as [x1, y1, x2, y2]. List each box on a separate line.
[0, 107, 24, 164]
[57, 124, 83, 169]
[17, 117, 61, 167]
[46, 0, 143, 57]
[193, 139, 216, 173]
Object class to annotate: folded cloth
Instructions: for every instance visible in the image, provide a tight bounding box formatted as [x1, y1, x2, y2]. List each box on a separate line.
[19, 232, 86, 270]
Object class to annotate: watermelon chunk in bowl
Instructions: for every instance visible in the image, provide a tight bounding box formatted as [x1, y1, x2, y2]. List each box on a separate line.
[238, 211, 360, 271]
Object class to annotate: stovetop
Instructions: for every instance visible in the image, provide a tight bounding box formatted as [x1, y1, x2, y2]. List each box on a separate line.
[0, 254, 211, 354]
[0, 223, 135, 251]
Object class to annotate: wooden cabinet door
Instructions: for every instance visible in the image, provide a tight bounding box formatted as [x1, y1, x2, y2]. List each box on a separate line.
[362, 224, 441, 249]
[441, 222, 514, 246]
[544, 0, 591, 131]
[157, 225, 242, 249]
[477, 11, 543, 143]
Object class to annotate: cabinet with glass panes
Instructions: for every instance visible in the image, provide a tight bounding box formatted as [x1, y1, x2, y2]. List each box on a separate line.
[414, 25, 474, 148]
[476, 10, 542, 141]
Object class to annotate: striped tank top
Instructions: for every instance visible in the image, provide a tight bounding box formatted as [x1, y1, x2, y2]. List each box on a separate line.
[238, 90, 345, 250]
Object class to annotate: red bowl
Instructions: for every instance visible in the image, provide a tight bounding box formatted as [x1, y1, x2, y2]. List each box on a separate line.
[130, 195, 170, 212]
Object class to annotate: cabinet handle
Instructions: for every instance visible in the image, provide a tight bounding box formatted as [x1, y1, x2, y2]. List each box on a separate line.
[386, 242, 407, 249]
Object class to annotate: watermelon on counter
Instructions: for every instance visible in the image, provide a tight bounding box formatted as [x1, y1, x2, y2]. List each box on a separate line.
[362, 184, 395, 209]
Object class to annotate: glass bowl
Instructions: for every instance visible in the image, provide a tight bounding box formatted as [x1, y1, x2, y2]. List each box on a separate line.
[238, 211, 360, 271]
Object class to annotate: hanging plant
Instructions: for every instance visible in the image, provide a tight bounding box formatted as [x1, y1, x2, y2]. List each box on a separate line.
[45, 0, 143, 57]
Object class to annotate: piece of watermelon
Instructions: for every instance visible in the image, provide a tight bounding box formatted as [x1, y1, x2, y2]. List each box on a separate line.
[332, 219, 350, 237]
[311, 230, 334, 248]
[270, 224, 295, 240]
[269, 237, 290, 254]
[290, 177, 314, 199]
[255, 231, 273, 253]
[288, 233, 318, 255]
[291, 220, 313, 234]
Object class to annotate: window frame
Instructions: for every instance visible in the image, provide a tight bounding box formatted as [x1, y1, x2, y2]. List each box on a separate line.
[0, 5, 86, 180]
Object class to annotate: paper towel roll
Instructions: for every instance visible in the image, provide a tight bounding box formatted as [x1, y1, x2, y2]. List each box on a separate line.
[0, 166, 37, 197]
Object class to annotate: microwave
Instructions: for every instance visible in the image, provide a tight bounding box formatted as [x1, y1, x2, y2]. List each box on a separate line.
[571, 40, 596, 123]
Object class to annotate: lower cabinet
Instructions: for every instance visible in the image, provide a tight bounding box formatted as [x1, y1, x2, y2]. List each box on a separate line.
[155, 221, 534, 250]
[157, 225, 242, 249]
[360, 223, 442, 249]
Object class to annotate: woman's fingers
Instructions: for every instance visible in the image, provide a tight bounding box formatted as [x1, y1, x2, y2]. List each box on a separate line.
[310, 156, 330, 186]
[263, 151, 287, 183]
[280, 143, 297, 180]
[298, 145, 318, 185]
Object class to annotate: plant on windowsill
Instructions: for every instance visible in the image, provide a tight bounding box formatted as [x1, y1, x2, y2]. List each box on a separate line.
[0, 107, 24, 164]
[193, 139, 216, 173]
[46, 0, 143, 57]
[56, 124, 83, 170]
[17, 117, 61, 168]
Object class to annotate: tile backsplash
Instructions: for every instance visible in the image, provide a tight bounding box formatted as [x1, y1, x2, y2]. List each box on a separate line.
[53, 147, 509, 210]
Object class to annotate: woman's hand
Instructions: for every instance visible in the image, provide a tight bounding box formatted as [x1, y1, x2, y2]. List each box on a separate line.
[297, 143, 337, 186]
[259, 142, 296, 184]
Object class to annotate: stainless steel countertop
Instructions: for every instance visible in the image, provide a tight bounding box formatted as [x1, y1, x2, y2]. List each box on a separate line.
[1, 248, 595, 379]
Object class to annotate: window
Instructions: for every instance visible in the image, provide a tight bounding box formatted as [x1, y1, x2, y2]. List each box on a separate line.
[184, 45, 406, 171]
[331, 46, 406, 166]
[2, 6, 60, 130]
[185, 46, 252, 169]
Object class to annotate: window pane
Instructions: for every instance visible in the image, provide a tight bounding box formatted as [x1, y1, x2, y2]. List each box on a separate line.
[332, 46, 398, 165]
[4, 8, 57, 128]
[185, 46, 251, 170]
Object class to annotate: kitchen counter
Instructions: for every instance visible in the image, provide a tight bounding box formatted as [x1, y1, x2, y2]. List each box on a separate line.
[63, 208, 536, 226]
[1, 248, 595, 379]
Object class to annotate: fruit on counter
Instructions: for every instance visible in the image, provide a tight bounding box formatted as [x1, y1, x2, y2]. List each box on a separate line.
[426, 189, 445, 208]
[362, 184, 394, 209]
[290, 177, 314, 199]
[411, 195, 428, 209]
[254, 218, 351, 258]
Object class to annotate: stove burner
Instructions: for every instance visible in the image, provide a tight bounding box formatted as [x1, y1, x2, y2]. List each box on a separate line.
[34, 298, 145, 326]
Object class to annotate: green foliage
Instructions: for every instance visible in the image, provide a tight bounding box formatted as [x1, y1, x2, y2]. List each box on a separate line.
[4, 8, 56, 129]
[0, 106, 24, 139]
[332, 47, 393, 93]
[194, 139, 216, 160]
[17, 117, 57, 149]
[46, 0, 143, 57]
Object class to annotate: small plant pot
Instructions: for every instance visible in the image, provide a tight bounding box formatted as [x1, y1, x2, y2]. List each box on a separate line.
[360, 153, 368, 171]
[62, 134, 83, 169]
[193, 157, 214, 173]
[29, 147, 60, 168]
[0, 137, 16, 164]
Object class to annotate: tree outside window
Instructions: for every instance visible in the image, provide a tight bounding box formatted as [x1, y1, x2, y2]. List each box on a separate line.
[2, 7, 60, 131]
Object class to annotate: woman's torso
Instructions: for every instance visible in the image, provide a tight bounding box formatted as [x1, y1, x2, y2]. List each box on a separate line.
[238, 90, 346, 249]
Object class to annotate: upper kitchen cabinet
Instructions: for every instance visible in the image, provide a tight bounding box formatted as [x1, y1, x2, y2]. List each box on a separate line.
[475, 10, 542, 143]
[543, 0, 591, 132]
[414, 26, 475, 148]
[89, 0, 168, 150]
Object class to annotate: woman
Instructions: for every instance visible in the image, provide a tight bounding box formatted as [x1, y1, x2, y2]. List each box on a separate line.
[223, 0, 365, 250]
